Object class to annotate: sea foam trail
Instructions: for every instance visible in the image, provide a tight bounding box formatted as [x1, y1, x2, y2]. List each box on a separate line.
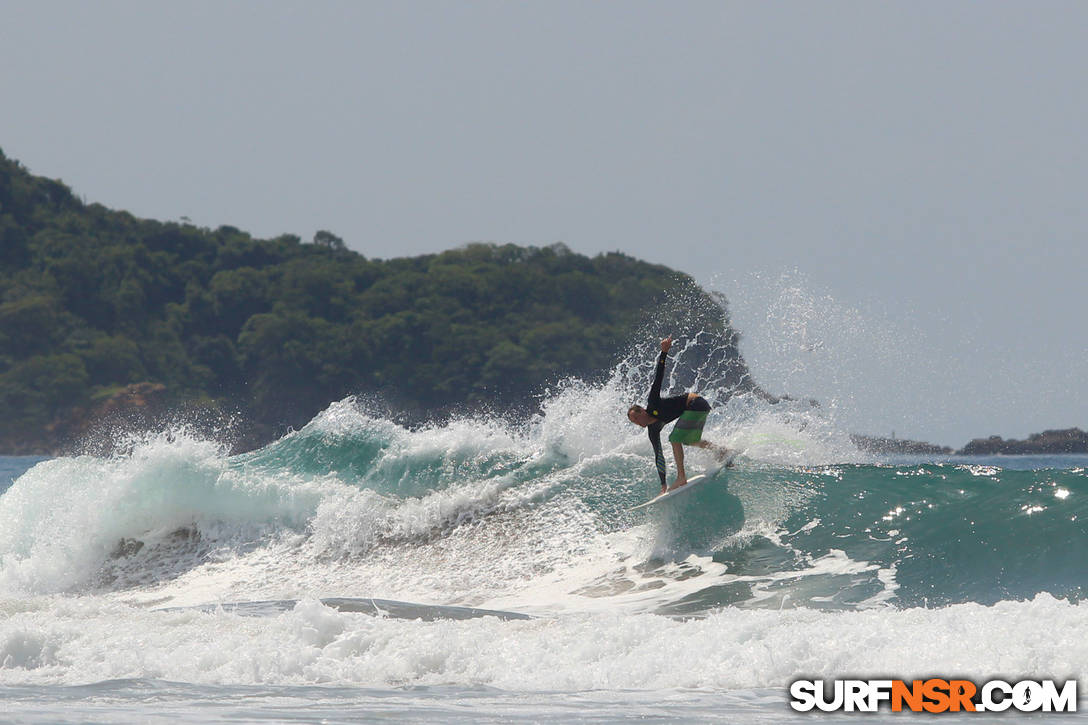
[0, 593, 1085, 690]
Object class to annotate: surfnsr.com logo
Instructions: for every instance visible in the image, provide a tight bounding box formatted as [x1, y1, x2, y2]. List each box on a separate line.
[789, 679, 1077, 713]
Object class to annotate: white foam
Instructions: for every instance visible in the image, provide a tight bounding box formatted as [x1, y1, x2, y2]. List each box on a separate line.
[1, 594, 1085, 690]
[0, 432, 339, 595]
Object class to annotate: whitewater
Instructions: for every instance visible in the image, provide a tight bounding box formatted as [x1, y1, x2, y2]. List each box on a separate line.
[2, 344, 1087, 722]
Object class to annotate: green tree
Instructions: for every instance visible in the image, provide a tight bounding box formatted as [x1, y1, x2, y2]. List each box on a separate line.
[312, 229, 346, 251]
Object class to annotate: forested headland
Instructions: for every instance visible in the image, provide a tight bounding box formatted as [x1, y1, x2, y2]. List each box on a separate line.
[0, 150, 754, 454]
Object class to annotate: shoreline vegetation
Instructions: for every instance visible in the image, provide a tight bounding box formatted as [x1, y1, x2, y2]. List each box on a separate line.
[0, 149, 757, 455]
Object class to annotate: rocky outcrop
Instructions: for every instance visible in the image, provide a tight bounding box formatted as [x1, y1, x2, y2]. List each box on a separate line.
[43, 382, 171, 455]
[958, 428, 1088, 455]
[0, 383, 168, 455]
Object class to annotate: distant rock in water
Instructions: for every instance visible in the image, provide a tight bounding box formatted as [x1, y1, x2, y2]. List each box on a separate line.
[851, 434, 953, 456]
[957, 428, 1088, 455]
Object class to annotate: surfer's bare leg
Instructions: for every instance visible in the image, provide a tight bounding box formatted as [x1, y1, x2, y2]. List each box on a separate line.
[668, 442, 687, 490]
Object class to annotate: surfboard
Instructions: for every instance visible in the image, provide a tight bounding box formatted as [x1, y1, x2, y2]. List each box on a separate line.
[629, 457, 732, 511]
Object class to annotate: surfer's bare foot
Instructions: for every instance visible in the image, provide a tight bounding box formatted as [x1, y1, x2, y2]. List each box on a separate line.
[660, 485, 668, 495]
[667, 478, 687, 491]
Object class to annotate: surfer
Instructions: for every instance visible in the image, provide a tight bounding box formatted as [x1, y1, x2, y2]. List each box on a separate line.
[627, 335, 731, 493]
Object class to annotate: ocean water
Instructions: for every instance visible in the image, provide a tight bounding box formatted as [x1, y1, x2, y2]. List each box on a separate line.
[2, 364, 1087, 722]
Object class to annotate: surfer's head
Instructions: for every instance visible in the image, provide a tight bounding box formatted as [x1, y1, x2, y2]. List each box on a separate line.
[627, 405, 654, 427]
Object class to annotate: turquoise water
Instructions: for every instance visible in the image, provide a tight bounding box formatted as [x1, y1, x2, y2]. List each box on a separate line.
[2, 382, 1086, 721]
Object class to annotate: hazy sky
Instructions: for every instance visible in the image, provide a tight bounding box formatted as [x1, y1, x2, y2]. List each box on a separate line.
[2, 1, 1084, 445]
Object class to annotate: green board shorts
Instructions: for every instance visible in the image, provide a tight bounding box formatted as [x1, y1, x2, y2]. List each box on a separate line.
[668, 397, 710, 444]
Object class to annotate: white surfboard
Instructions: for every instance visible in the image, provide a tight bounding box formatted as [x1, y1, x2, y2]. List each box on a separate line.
[629, 457, 733, 511]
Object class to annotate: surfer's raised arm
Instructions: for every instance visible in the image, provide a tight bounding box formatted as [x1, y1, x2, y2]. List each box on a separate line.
[649, 335, 672, 407]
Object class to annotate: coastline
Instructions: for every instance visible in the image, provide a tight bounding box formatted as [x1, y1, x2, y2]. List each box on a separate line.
[853, 428, 1087, 457]
[5, 427, 1086, 460]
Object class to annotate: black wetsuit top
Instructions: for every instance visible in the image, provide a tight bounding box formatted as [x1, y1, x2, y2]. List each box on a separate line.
[646, 350, 690, 487]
